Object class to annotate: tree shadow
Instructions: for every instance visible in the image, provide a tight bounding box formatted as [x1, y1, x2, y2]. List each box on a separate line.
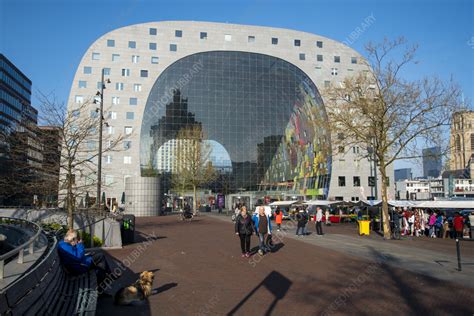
[227, 270, 292, 315]
[151, 282, 178, 296]
[133, 231, 167, 243]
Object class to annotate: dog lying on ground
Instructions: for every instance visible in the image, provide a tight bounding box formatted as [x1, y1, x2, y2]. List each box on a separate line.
[114, 271, 155, 305]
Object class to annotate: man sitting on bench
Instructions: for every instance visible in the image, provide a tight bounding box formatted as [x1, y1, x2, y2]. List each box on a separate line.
[57, 229, 117, 295]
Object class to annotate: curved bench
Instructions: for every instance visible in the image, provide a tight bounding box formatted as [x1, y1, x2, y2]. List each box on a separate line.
[0, 235, 97, 315]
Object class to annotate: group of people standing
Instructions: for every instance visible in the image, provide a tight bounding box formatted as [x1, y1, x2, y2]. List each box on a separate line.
[392, 207, 469, 239]
[234, 206, 272, 257]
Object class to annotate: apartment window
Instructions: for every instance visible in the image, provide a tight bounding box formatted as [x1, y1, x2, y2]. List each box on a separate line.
[175, 30, 182, 37]
[139, 70, 148, 78]
[224, 34, 232, 41]
[334, 56, 341, 63]
[149, 28, 157, 35]
[353, 176, 361, 187]
[71, 109, 80, 118]
[129, 97, 137, 105]
[294, 39, 301, 46]
[108, 111, 117, 120]
[338, 176, 346, 187]
[368, 176, 375, 187]
[124, 156, 132, 164]
[83, 66, 92, 74]
[122, 68, 130, 77]
[112, 54, 120, 61]
[75, 96, 83, 104]
[351, 57, 358, 64]
[78, 81, 87, 88]
[317, 54, 323, 62]
[149, 42, 157, 50]
[107, 39, 115, 47]
[128, 41, 136, 49]
[200, 32, 207, 40]
[90, 110, 98, 118]
[324, 80, 330, 88]
[105, 155, 112, 164]
[103, 68, 111, 75]
[316, 41, 323, 48]
[116, 83, 124, 91]
[123, 141, 132, 150]
[331, 68, 338, 76]
[170, 44, 177, 52]
[107, 126, 115, 135]
[151, 56, 159, 64]
[126, 112, 135, 120]
[124, 126, 133, 135]
[299, 53, 305, 60]
[133, 84, 142, 92]
[92, 53, 100, 60]
[112, 96, 120, 105]
[271, 37, 278, 45]
[132, 55, 139, 63]
[248, 36, 255, 43]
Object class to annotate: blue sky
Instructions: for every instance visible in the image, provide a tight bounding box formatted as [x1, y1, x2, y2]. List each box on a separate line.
[1, 0, 473, 174]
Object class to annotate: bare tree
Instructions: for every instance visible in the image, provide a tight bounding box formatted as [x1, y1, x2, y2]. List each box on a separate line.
[172, 125, 216, 214]
[324, 37, 465, 238]
[38, 93, 123, 228]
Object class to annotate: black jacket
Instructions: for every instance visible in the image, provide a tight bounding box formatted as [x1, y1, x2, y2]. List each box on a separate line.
[235, 215, 254, 235]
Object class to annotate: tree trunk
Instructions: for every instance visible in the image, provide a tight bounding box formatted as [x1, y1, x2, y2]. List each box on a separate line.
[379, 162, 391, 239]
[193, 184, 197, 215]
[67, 173, 73, 230]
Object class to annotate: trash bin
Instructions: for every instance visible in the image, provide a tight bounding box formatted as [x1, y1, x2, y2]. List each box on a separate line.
[358, 220, 370, 236]
[121, 215, 135, 245]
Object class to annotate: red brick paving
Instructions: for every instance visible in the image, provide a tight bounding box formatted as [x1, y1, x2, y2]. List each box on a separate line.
[97, 215, 473, 316]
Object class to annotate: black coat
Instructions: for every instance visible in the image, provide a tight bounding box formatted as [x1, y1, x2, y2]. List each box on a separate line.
[235, 215, 254, 235]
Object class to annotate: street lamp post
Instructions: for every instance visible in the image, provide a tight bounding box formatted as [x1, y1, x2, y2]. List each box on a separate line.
[96, 68, 110, 210]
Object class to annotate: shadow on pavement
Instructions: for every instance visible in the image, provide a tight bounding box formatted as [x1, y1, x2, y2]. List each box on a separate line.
[227, 270, 292, 315]
[152, 282, 178, 295]
[134, 231, 167, 243]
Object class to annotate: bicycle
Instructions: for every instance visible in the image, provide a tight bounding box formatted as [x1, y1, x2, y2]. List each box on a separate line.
[390, 220, 401, 240]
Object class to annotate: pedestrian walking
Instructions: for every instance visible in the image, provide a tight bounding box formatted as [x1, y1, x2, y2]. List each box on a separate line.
[453, 212, 464, 239]
[296, 208, 305, 236]
[235, 206, 254, 258]
[315, 206, 324, 235]
[428, 210, 437, 238]
[253, 206, 272, 255]
[325, 209, 331, 225]
[275, 207, 283, 231]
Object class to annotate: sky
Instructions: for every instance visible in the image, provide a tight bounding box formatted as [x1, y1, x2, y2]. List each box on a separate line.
[1, 0, 473, 175]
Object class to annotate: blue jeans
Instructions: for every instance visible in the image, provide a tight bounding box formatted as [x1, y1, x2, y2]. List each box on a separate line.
[296, 227, 304, 235]
[258, 233, 267, 251]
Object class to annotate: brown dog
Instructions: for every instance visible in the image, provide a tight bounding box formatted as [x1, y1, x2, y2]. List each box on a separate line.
[114, 271, 155, 305]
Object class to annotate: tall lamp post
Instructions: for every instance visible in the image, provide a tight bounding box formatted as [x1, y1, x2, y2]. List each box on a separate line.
[95, 68, 110, 209]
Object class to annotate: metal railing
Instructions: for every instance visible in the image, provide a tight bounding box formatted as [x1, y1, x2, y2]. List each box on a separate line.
[0, 217, 42, 279]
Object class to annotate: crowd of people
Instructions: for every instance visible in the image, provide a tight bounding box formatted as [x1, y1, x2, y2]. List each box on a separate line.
[391, 207, 473, 239]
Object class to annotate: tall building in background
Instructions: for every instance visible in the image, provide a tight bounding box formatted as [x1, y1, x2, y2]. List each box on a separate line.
[0, 54, 42, 205]
[422, 146, 442, 178]
[450, 111, 474, 172]
[394, 168, 412, 182]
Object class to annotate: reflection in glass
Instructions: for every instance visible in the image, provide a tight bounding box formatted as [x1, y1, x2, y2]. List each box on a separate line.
[140, 51, 331, 197]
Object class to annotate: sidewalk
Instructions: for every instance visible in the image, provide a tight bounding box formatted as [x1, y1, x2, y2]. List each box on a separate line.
[208, 213, 474, 288]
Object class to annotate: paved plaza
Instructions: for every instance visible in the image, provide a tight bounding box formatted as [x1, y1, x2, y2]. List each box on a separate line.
[97, 214, 474, 315]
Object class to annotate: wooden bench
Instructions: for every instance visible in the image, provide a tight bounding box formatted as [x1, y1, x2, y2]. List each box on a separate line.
[0, 236, 98, 315]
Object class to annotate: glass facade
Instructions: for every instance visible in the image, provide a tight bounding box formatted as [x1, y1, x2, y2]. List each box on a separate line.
[140, 51, 331, 197]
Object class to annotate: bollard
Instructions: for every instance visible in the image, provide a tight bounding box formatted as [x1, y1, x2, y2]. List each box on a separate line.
[456, 239, 461, 271]
[0, 260, 4, 279]
[18, 248, 24, 264]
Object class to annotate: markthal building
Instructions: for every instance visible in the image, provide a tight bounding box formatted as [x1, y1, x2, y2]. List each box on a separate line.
[67, 21, 372, 216]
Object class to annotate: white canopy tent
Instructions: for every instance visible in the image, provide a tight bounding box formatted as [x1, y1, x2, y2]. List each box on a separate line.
[268, 200, 299, 206]
[416, 200, 474, 209]
[303, 200, 342, 206]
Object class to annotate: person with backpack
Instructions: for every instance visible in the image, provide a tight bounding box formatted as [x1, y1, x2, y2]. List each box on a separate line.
[235, 206, 254, 258]
[296, 208, 306, 236]
[253, 206, 272, 255]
